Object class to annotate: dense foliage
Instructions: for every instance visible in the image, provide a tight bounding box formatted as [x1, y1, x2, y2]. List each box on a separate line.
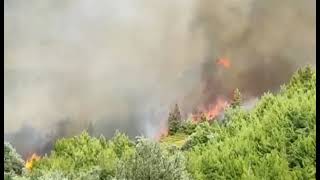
[4, 66, 316, 179]
[116, 138, 190, 180]
[4, 142, 25, 179]
[28, 131, 134, 179]
[178, 120, 198, 135]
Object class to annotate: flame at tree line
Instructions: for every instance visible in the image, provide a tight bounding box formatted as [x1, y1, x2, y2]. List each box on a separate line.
[21, 57, 234, 147]
[156, 57, 233, 139]
[191, 57, 232, 123]
[192, 97, 230, 123]
[25, 153, 41, 171]
[12, 57, 234, 158]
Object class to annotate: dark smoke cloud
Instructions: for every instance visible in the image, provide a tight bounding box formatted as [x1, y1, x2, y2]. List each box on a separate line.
[4, 0, 315, 156]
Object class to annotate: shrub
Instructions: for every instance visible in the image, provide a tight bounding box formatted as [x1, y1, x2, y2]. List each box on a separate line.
[116, 138, 190, 180]
[11, 168, 106, 180]
[4, 142, 25, 176]
[178, 119, 197, 135]
[181, 122, 215, 151]
[30, 131, 134, 179]
[109, 130, 135, 158]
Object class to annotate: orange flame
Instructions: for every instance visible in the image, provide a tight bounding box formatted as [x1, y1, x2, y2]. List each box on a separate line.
[205, 98, 229, 120]
[216, 57, 231, 68]
[192, 98, 229, 123]
[25, 153, 41, 171]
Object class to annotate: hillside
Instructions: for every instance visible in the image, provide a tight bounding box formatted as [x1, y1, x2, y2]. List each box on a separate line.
[4, 66, 316, 180]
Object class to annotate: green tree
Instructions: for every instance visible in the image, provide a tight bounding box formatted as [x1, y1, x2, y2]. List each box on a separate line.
[109, 130, 135, 158]
[168, 104, 182, 135]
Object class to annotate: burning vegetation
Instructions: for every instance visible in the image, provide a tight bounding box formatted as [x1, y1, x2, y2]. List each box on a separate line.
[158, 57, 244, 139]
[216, 57, 231, 69]
[192, 98, 230, 123]
[25, 153, 41, 171]
[189, 57, 233, 123]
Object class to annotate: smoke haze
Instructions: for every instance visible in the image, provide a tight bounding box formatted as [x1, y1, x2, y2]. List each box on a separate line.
[4, 0, 315, 156]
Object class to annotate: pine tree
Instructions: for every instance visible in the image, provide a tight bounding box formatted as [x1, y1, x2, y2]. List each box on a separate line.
[231, 88, 242, 108]
[168, 104, 182, 135]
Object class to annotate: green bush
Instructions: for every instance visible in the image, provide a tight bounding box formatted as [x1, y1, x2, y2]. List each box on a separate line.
[178, 120, 197, 135]
[30, 131, 134, 179]
[4, 142, 25, 176]
[181, 122, 215, 151]
[116, 138, 190, 180]
[11, 168, 106, 180]
[109, 130, 135, 158]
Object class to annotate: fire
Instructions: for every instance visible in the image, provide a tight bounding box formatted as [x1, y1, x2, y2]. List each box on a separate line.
[25, 153, 41, 171]
[216, 57, 231, 68]
[192, 98, 229, 122]
[205, 98, 229, 119]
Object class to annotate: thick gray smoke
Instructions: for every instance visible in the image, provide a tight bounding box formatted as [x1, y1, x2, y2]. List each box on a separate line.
[180, 0, 316, 113]
[4, 0, 315, 157]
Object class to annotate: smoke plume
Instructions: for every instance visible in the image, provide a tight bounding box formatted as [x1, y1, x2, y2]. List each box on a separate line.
[4, 0, 315, 157]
